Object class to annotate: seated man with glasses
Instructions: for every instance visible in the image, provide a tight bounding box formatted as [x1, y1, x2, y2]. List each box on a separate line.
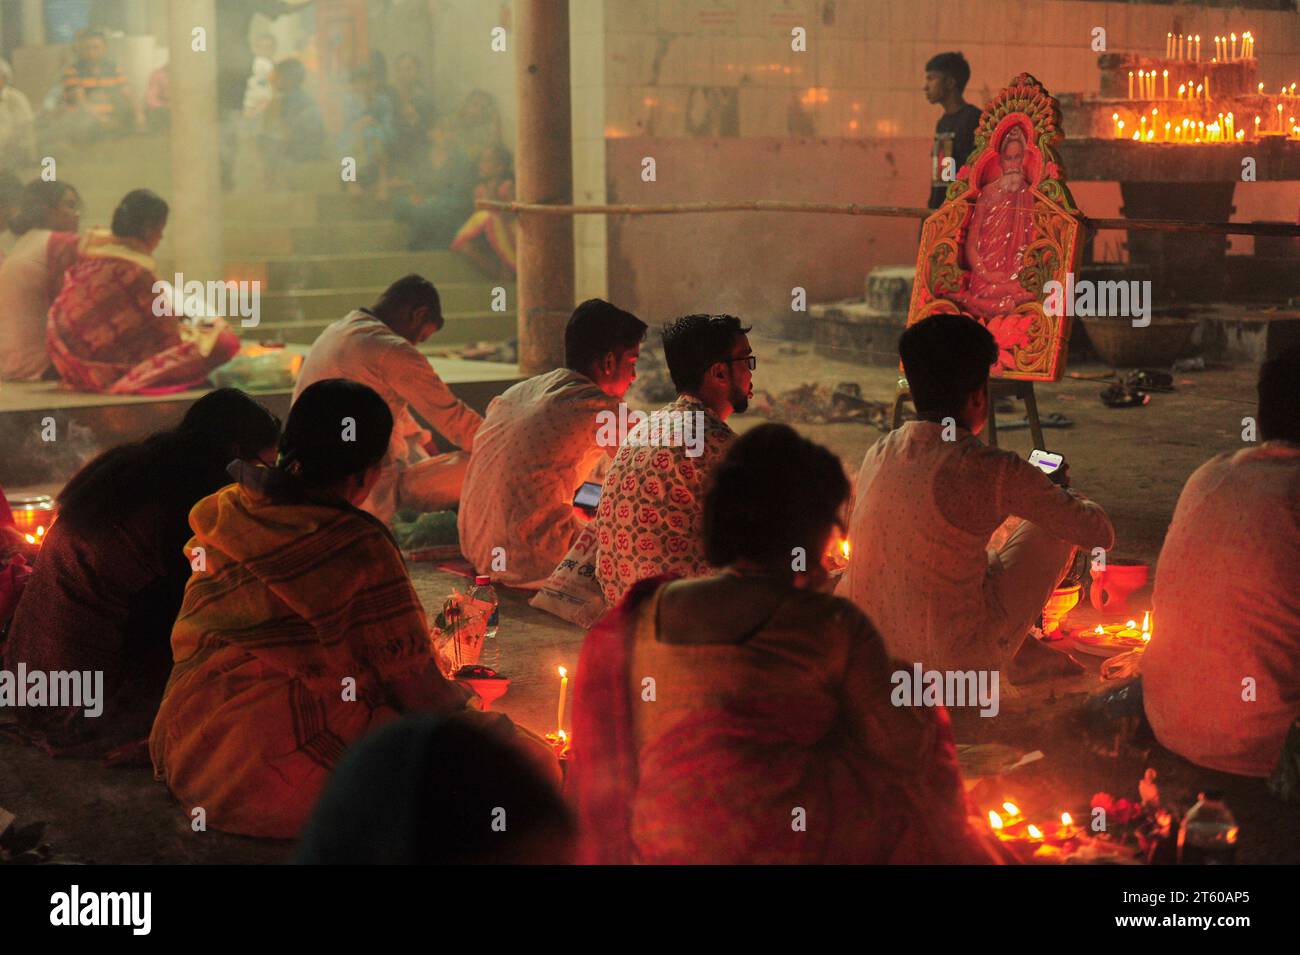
[533, 314, 754, 624]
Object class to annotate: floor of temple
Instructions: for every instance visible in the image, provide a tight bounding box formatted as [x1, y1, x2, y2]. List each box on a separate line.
[4, 338, 1294, 863]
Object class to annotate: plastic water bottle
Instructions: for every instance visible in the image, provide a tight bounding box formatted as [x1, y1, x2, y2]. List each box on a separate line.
[469, 574, 500, 671]
[1177, 792, 1239, 864]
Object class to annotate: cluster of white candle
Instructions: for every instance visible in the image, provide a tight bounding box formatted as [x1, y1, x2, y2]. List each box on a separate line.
[1212, 31, 1254, 62]
[1164, 33, 1201, 61]
[1130, 70, 1209, 101]
[1112, 108, 1247, 143]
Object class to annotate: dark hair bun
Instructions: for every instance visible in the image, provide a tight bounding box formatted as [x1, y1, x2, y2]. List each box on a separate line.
[281, 379, 393, 488]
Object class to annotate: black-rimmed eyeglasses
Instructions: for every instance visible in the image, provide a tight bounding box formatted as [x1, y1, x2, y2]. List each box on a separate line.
[727, 356, 757, 370]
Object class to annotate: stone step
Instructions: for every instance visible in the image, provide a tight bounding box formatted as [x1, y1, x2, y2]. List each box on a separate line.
[274, 161, 351, 193]
[257, 284, 514, 324]
[224, 250, 494, 287]
[223, 221, 412, 257]
[245, 310, 515, 346]
[220, 191, 391, 224]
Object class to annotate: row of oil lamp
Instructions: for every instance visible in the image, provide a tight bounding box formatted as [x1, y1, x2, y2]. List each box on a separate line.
[1111, 106, 1300, 141]
[987, 800, 1082, 861]
[1163, 31, 1255, 63]
[1091, 610, 1153, 645]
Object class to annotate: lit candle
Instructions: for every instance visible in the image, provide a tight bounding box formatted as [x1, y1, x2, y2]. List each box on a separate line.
[1195, 35, 1201, 61]
[1178, 83, 1186, 100]
[1214, 35, 1221, 60]
[1178, 34, 1184, 61]
[1280, 103, 1285, 132]
[1164, 120, 1171, 141]
[1259, 82, 1266, 95]
[556, 665, 569, 734]
[1255, 114, 1261, 138]
[1163, 69, 1169, 99]
[1112, 111, 1120, 137]
[1128, 71, 1134, 99]
[1166, 33, 1173, 58]
[1118, 119, 1125, 137]
[1231, 33, 1236, 61]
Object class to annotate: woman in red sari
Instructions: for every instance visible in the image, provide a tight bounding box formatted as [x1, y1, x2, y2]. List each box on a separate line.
[572, 424, 1000, 864]
[47, 189, 240, 394]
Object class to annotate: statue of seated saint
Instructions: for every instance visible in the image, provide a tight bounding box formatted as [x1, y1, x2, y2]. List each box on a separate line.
[951, 124, 1037, 317]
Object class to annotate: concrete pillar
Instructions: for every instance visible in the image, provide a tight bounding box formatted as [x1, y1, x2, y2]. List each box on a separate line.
[514, 0, 574, 374]
[166, 0, 222, 281]
[20, 0, 45, 46]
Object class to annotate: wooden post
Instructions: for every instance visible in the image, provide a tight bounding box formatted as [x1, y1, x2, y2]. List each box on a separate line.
[167, 0, 222, 281]
[514, 0, 574, 374]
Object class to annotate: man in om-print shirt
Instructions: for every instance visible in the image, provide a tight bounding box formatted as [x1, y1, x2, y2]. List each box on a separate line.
[591, 314, 755, 607]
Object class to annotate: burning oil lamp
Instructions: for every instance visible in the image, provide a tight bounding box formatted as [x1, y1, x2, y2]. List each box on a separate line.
[1057, 812, 1076, 837]
[6, 495, 56, 550]
[544, 728, 572, 762]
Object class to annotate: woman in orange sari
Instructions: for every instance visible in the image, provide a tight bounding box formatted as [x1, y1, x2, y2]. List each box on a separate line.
[47, 189, 240, 394]
[572, 424, 1000, 864]
[149, 380, 470, 838]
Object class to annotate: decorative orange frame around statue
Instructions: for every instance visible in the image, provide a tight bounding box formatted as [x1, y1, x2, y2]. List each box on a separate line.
[906, 73, 1083, 382]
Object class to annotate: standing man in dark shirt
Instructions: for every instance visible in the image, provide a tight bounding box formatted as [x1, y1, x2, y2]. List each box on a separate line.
[925, 52, 982, 210]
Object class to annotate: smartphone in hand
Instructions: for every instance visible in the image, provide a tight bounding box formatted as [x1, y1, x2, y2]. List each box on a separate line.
[573, 481, 603, 516]
[1028, 449, 1068, 486]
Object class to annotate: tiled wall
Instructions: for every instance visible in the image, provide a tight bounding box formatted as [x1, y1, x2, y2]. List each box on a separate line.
[589, 0, 1300, 324]
[601, 0, 1300, 141]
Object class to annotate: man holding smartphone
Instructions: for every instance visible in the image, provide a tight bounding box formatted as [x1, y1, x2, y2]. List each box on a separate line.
[458, 299, 646, 589]
[838, 315, 1115, 683]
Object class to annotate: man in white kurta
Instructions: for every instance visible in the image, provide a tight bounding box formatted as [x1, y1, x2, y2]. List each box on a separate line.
[458, 369, 619, 588]
[293, 278, 482, 523]
[458, 299, 646, 588]
[838, 313, 1113, 679]
[1143, 391, 1300, 777]
[839, 422, 1115, 674]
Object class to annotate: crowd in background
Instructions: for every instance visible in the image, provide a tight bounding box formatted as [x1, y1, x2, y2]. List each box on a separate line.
[1, 20, 517, 274]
